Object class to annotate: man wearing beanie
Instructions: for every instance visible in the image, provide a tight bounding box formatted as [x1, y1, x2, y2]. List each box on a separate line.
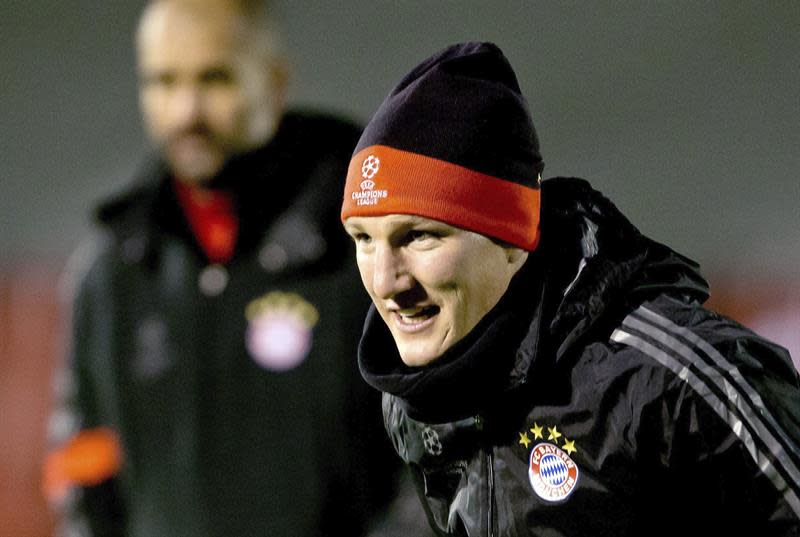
[341, 42, 800, 536]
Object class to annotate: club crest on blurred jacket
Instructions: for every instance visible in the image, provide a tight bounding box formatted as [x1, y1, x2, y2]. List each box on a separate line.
[245, 291, 319, 371]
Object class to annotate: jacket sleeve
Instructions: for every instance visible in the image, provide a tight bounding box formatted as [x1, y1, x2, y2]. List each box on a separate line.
[44, 237, 126, 537]
[635, 311, 800, 535]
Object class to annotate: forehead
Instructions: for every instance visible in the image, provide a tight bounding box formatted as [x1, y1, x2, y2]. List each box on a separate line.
[137, 3, 247, 70]
[345, 214, 452, 232]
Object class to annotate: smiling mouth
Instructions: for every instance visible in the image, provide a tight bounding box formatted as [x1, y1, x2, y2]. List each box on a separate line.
[391, 305, 440, 333]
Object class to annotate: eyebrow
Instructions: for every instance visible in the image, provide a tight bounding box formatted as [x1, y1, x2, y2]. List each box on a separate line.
[344, 215, 446, 234]
[402, 216, 431, 225]
[385, 215, 440, 227]
[343, 221, 365, 234]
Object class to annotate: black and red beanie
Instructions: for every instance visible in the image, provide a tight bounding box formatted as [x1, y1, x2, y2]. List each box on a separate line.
[341, 41, 544, 251]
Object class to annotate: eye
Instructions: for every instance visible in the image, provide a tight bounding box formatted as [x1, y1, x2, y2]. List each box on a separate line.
[142, 71, 175, 88]
[405, 229, 441, 246]
[351, 232, 372, 245]
[200, 68, 234, 85]
[408, 230, 433, 241]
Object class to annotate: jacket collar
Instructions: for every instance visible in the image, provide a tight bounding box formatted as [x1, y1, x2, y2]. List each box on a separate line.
[539, 178, 708, 362]
[92, 113, 340, 273]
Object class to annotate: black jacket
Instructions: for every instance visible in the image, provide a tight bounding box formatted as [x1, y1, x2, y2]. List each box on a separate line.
[53, 111, 397, 537]
[359, 178, 800, 536]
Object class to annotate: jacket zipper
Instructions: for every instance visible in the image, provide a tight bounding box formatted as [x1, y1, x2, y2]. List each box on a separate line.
[487, 448, 495, 537]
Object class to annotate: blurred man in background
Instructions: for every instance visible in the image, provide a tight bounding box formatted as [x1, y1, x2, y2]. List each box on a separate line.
[43, 1, 409, 535]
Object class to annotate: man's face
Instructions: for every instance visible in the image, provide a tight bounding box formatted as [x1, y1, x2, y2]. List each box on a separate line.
[344, 214, 527, 367]
[137, 2, 283, 184]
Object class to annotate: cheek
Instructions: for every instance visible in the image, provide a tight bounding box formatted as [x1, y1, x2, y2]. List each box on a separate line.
[414, 255, 458, 289]
[355, 255, 375, 295]
[205, 89, 242, 133]
[448, 252, 506, 318]
[139, 90, 168, 138]
[462, 256, 511, 318]
[238, 68, 281, 143]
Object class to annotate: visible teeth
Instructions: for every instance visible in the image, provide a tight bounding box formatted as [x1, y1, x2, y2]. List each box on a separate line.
[395, 306, 437, 321]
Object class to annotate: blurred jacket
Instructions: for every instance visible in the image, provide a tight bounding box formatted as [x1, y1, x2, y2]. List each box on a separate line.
[47, 111, 401, 537]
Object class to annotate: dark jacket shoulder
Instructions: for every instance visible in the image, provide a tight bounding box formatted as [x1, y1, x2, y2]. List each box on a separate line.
[85, 109, 362, 272]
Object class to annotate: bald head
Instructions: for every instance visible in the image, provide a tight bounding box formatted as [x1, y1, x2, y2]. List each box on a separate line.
[137, 0, 286, 184]
[137, 0, 281, 63]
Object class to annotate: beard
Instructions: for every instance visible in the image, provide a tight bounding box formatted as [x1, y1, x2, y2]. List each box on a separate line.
[163, 123, 230, 184]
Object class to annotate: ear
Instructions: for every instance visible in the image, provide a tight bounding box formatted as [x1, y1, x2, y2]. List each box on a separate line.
[267, 57, 289, 112]
[505, 247, 529, 275]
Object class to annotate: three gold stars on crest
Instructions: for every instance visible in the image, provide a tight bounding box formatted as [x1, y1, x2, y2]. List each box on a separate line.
[518, 423, 577, 455]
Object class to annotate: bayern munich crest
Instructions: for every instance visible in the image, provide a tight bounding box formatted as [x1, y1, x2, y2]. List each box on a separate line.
[244, 291, 319, 372]
[528, 442, 579, 502]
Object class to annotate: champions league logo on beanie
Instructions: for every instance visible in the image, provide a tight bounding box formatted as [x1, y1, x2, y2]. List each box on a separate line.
[361, 155, 380, 182]
[351, 154, 388, 206]
[341, 41, 544, 251]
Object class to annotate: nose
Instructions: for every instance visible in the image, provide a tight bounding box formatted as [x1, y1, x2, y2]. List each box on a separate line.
[371, 243, 414, 300]
[171, 84, 203, 128]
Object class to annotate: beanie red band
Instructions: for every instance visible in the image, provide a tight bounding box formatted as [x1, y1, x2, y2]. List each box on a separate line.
[341, 145, 540, 251]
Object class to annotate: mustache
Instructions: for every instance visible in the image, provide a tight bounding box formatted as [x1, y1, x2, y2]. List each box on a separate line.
[165, 123, 221, 146]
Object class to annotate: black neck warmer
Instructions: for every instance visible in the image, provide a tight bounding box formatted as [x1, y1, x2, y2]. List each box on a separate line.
[358, 259, 544, 423]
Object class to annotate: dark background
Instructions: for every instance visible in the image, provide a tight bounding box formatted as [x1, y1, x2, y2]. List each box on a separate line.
[3, 1, 798, 274]
[1, 2, 798, 535]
